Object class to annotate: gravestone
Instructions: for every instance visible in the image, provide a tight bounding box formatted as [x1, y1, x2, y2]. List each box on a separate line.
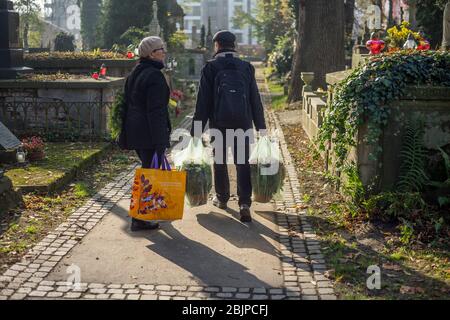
[0, 121, 21, 152]
[149, 1, 161, 37]
[443, 1, 450, 50]
[0, 0, 32, 79]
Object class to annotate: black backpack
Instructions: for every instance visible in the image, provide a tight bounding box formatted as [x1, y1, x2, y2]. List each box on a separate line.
[213, 55, 251, 129]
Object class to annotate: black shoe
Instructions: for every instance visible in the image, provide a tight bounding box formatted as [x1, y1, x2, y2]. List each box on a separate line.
[131, 218, 160, 231]
[212, 196, 228, 210]
[239, 205, 252, 223]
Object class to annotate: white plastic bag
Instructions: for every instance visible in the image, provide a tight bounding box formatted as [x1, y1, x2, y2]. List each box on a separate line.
[249, 136, 285, 203]
[172, 137, 213, 207]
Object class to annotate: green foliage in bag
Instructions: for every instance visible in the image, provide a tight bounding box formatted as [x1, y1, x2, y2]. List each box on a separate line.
[249, 136, 286, 203]
[183, 163, 213, 207]
[173, 138, 213, 207]
[251, 163, 286, 203]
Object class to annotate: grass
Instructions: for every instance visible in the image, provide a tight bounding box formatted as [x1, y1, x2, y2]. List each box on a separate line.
[5, 142, 107, 187]
[264, 68, 288, 111]
[0, 147, 138, 274]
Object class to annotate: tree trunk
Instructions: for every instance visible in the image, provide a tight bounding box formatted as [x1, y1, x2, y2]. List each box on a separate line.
[23, 21, 29, 50]
[345, 0, 355, 38]
[288, 0, 306, 103]
[288, 0, 346, 102]
[388, 0, 394, 27]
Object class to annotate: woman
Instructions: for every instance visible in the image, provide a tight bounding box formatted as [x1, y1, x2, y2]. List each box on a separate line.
[124, 36, 172, 231]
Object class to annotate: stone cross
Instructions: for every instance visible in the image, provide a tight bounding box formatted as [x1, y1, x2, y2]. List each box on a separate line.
[149, 1, 161, 37]
[443, 1, 450, 50]
[0, 0, 32, 79]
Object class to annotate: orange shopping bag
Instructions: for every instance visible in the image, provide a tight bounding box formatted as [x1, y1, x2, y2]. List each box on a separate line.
[129, 153, 186, 221]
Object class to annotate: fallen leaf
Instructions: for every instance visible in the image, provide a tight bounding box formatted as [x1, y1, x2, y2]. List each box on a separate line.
[382, 263, 402, 271]
[400, 286, 424, 295]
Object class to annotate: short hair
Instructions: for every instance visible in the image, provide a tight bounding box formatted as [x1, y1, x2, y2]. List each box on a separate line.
[216, 40, 236, 49]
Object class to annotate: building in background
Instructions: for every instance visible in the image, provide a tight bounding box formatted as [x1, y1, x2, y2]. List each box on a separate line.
[43, 0, 82, 49]
[178, 0, 257, 48]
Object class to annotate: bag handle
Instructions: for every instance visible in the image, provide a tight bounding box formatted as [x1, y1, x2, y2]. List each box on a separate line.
[161, 155, 172, 171]
[150, 152, 160, 169]
[151, 151, 172, 171]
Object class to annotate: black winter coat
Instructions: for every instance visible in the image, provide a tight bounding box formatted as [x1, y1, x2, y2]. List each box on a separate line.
[123, 59, 171, 150]
[190, 50, 266, 136]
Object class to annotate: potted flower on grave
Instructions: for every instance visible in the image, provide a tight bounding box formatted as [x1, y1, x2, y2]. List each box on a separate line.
[21, 136, 45, 162]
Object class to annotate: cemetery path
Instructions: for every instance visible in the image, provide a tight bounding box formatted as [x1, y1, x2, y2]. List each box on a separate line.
[0, 63, 336, 300]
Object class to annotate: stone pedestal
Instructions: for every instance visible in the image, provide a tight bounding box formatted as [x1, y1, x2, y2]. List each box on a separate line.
[0, 0, 32, 79]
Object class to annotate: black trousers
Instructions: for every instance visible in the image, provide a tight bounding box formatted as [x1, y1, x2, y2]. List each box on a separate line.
[212, 128, 252, 207]
[135, 147, 166, 169]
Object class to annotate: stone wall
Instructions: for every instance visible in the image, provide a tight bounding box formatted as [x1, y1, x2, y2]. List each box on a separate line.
[23, 59, 137, 78]
[300, 70, 450, 193]
[0, 78, 124, 139]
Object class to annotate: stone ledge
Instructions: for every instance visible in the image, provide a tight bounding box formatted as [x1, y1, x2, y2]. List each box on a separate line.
[0, 77, 124, 89]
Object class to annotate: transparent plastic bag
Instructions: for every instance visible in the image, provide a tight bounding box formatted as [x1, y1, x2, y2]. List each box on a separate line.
[172, 137, 213, 207]
[249, 136, 286, 203]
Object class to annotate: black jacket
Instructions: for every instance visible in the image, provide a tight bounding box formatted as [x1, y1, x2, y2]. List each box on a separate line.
[123, 59, 171, 150]
[190, 50, 266, 136]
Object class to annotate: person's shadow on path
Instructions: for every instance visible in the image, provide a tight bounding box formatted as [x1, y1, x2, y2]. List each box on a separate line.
[146, 220, 273, 287]
[196, 209, 282, 257]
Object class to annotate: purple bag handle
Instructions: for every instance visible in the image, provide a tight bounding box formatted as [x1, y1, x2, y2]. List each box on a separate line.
[161, 155, 172, 171]
[150, 152, 160, 169]
[150, 152, 171, 171]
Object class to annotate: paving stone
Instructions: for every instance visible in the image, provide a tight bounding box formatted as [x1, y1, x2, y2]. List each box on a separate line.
[29, 291, 46, 297]
[222, 287, 238, 293]
[172, 286, 187, 291]
[271, 295, 286, 300]
[235, 293, 251, 299]
[252, 288, 267, 294]
[158, 296, 171, 300]
[238, 288, 250, 293]
[107, 289, 123, 294]
[127, 294, 141, 300]
[173, 297, 187, 300]
[320, 295, 337, 300]
[139, 285, 155, 290]
[159, 291, 176, 297]
[88, 283, 105, 289]
[302, 295, 319, 300]
[188, 286, 204, 292]
[122, 284, 137, 289]
[10, 293, 27, 300]
[252, 295, 269, 300]
[269, 289, 284, 294]
[36, 286, 53, 292]
[89, 288, 107, 294]
[17, 287, 32, 294]
[125, 289, 139, 294]
[47, 292, 64, 298]
[301, 289, 317, 295]
[216, 293, 233, 298]
[96, 294, 110, 299]
[111, 294, 126, 300]
[155, 285, 171, 291]
[318, 288, 335, 295]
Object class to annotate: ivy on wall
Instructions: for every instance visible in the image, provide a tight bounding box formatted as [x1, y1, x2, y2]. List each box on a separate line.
[317, 51, 450, 173]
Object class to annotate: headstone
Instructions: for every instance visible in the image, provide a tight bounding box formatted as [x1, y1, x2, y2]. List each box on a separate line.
[0, 0, 32, 79]
[0, 121, 21, 151]
[443, 1, 450, 50]
[191, 26, 198, 49]
[149, 1, 161, 37]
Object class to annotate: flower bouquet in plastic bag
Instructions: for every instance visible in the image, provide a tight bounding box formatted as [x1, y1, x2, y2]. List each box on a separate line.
[172, 137, 213, 207]
[249, 135, 286, 203]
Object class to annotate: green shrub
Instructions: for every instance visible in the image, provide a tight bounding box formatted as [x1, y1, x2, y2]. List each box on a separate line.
[268, 34, 294, 79]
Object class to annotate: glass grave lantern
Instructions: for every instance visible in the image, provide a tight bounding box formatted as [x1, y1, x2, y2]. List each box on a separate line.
[366, 32, 385, 55]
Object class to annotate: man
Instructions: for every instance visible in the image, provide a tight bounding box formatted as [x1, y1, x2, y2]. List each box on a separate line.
[191, 30, 266, 223]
